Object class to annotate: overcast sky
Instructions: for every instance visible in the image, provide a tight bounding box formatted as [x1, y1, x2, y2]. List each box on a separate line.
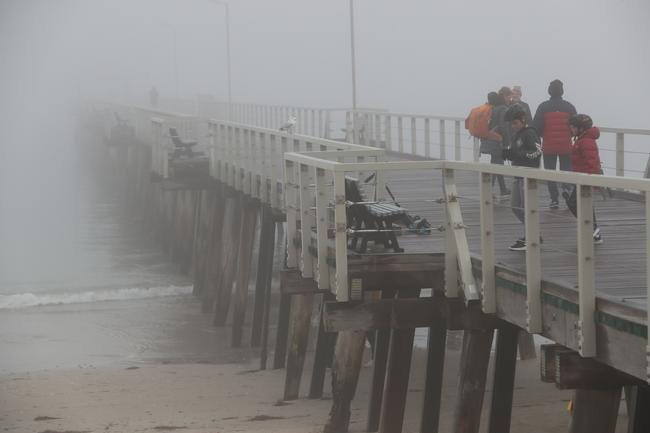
[1, 0, 649, 126]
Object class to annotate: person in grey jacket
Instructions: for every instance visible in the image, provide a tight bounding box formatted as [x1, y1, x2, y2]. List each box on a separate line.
[511, 85, 533, 125]
[479, 92, 510, 196]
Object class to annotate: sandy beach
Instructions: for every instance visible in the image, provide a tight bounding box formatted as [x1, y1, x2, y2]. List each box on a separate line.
[1, 340, 632, 433]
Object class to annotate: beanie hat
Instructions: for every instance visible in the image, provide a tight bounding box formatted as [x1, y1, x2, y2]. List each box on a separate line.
[487, 91, 499, 105]
[548, 79, 564, 97]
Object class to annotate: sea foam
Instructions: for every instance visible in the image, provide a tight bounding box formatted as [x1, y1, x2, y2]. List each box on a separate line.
[0, 285, 193, 310]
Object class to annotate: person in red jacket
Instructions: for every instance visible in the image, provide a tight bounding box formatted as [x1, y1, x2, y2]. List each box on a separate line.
[562, 114, 603, 244]
[533, 79, 577, 209]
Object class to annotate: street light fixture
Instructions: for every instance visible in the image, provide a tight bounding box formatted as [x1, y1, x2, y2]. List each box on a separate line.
[209, 0, 233, 120]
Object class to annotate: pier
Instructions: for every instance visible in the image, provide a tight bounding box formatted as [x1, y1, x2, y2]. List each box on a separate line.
[85, 100, 650, 433]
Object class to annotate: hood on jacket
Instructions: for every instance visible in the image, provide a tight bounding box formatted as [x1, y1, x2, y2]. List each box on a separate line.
[579, 127, 600, 140]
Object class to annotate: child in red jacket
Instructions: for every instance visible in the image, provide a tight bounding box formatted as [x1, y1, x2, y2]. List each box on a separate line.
[562, 114, 603, 244]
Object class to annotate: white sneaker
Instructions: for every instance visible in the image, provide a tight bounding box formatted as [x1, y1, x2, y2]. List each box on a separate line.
[593, 227, 603, 244]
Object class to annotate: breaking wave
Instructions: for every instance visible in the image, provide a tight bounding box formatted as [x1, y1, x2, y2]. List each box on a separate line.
[0, 285, 193, 310]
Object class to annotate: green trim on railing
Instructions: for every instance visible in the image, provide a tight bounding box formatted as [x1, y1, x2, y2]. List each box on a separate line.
[495, 276, 526, 296]
[541, 292, 579, 315]
[496, 276, 647, 338]
[597, 311, 647, 338]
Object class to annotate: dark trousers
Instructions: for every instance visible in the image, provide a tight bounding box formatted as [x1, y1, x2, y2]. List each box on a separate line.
[564, 186, 598, 230]
[543, 154, 572, 202]
[482, 150, 508, 194]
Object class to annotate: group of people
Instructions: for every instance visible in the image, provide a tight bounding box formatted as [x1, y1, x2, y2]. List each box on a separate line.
[476, 79, 603, 251]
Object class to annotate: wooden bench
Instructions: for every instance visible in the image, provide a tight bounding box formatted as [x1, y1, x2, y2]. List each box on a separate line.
[169, 127, 199, 158]
[345, 177, 405, 253]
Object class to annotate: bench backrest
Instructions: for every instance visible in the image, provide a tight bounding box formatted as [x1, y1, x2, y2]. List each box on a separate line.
[168, 127, 184, 147]
[344, 177, 366, 204]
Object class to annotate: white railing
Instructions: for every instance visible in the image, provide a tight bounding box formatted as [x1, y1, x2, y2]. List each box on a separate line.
[283, 150, 650, 362]
[95, 101, 650, 377]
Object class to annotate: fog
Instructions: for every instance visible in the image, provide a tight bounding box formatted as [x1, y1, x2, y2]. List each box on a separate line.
[1, 0, 649, 295]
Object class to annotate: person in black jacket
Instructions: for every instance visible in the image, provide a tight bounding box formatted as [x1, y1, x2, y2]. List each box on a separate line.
[502, 105, 542, 251]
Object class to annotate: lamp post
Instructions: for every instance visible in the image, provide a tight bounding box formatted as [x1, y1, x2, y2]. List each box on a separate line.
[209, 0, 233, 121]
[349, 0, 358, 143]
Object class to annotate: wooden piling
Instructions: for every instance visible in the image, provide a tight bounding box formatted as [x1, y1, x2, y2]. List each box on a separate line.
[258, 210, 277, 370]
[452, 328, 494, 433]
[283, 290, 315, 400]
[377, 289, 419, 433]
[308, 292, 337, 399]
[250, 205, 272, 347]
[367, 290, 396, 432]
[569, 388, 622, 433]
[419, 315, 447, 433]
[213, 193, 243, 326]
[231, 199, 260, 347]
[323, 330, 366, 433]
[200, 184, 226, 312]
[273, 294, 292, 369]
[487, 323, 519, 433]
[626, 385, 650, 433]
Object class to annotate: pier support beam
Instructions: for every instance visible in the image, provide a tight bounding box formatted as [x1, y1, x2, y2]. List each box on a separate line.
[323, 330, 366, 433]
[452, 328, 494, 433]
[366, 291, 394, 432]
[231, 199, 260, 347]
[283, 289, 315, 400]
[258, 210, 277, 370]
[487, 323, 519, 433]
[201, 184, 226, 312]
[213, 193, 243, 326]
[378, 289, 419, 433]
[569, 388, 622, 433]
[250, 205, 274, 347]
[419, 315, 447, 433]
[309, 292, 337, 399]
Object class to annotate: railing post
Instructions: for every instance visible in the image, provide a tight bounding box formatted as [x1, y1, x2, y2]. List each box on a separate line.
[473, 137, 480, 162]
[324, 110, 332, 139]
[454, 120, 461, 160]
[285, 160, 298, 269]
[384, 115, 392, 150]
[616, 132, 625, 176]
[442, 168, 478, 301]
[411, 117, 417, 155]
[439, 119, 446, 160]
[299, 163, 315, 278]
[424, 118, 431, 159]
[315, 168, 330, 290]
[524, 177, 542, 333]
[397, 116, 404, 153]
[480, 172, 496, 313]
[311, 109, 316, 136]
[374, 114, 381, 147]
[443, 171, 458, 298]
[333, 170, 349, 301]
[577, 184, 596, 357]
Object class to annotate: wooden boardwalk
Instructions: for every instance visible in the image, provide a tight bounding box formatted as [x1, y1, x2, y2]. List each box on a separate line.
[357, 162, 647, 309]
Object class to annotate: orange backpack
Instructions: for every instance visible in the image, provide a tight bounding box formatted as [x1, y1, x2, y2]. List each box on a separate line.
[465, 104, 501, 140]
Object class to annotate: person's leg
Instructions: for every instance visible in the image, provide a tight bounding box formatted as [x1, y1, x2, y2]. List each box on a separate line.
[559, 154, 573, 194]
[490, 151, 509, 194]
[564, 186, 577, 218]
[544, 154, 559, 204]
[509, 178, 526, 250]
[511, 178, 525, 224]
